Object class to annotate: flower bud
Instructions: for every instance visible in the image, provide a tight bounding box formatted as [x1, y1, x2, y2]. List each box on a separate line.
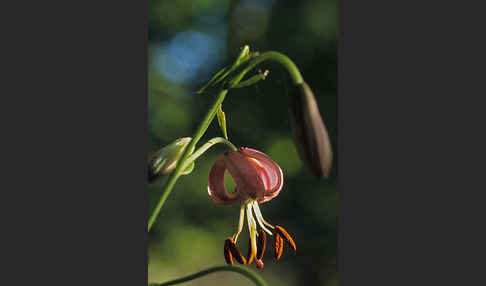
[148, 137, 192, 183]
[288, 82, 333, 178]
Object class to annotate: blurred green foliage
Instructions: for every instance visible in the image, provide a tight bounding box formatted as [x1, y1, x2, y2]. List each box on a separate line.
[148, 0, 337, 285]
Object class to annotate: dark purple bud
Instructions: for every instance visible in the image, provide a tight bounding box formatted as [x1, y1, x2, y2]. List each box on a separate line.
[289, 82, 333, 178]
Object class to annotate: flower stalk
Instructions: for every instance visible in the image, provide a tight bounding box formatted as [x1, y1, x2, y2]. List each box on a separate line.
[148, 47, 330, 231]
[150, 265, 268, 286]
[148, 46, 330, 286]
[148, 89, 228, 231]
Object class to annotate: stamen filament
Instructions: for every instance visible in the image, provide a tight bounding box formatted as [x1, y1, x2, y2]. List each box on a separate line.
[252, 201, 275, 230]
[252, 202, 273, 235]
[232, 204, 246, 242]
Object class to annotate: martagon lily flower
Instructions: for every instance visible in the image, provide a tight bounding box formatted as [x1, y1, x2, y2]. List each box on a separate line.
[208, 147, 296, 269]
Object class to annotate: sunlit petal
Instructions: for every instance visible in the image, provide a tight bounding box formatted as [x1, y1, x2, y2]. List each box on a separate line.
[240, 148, 283, 203]
[223, 151, 266, 200]
[208, 156, 242, 205]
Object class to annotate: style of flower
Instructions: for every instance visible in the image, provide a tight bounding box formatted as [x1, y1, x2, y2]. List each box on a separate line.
[208, 147, 296, 269]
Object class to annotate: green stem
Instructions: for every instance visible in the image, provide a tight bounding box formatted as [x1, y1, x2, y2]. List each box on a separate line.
[182, 137, 237, 170]
[148, 50, 306, 232]
[148, 89, 228, 231]
[150, 265, 268, 286]
[228, 51, 304, 87]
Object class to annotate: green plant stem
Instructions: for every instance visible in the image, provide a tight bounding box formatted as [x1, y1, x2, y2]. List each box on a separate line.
[148, 50, 306, 232]
[228, 51, 304, 87]
[181, 137, 237, 170]
[148, 89, 228, 231]
[150, 265, 269, 286]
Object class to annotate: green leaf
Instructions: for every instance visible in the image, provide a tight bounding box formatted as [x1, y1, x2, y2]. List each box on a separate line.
[212, 46, 252, 86]
[230, 70, 269, 89]
[216, 104, 228, 139]
[197, 65, 229, 94]
[234, 45, 250, 65]
[197, 45, 252, 94]
[180, 161, 195, 175]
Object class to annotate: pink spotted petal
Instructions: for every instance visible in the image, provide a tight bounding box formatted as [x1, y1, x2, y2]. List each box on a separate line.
[207, 156, 242, 205]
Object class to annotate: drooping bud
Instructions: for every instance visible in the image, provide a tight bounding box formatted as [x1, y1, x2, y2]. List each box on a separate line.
[288, 82, 333, 178]
[148, 137, 193, 183]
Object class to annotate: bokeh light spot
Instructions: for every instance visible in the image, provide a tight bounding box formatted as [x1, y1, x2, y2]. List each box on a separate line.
[153, 30, 225, 84]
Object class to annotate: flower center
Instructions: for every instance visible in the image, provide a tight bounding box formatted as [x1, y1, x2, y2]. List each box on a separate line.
[223, 199, 296, 268]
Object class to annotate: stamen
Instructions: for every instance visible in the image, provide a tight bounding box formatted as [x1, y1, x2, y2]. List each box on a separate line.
[225, 237, 246, 264]
[256, 229, 266, 260]
[224, 239, 234, 265]
[275, 225, 296, 252]
[274, 234, 284, 260]
[252, 201, 275, 230]
[246, 238, 255, 264]
[232, 204, 246, 242]
[246, 203, 258, 260]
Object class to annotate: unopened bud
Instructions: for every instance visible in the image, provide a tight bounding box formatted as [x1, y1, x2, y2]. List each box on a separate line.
[148, 137, 192, 183]
[289, 82, 333, 178]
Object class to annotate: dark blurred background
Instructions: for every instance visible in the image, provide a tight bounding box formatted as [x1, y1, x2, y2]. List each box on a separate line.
[148, 0, 337, 285]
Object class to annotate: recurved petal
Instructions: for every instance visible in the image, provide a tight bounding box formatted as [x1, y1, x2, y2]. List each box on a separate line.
[259, 189, 282, 204]
[208, 156, 242, 205]
[240, 148, 283, 192]
[223, 150, 267, 201]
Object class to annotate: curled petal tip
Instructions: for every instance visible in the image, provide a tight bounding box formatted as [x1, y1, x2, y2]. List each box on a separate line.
[208, 157, 241, 205]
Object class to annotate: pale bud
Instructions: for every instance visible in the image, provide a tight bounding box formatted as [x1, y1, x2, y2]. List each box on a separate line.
[148, 137, 193, 183]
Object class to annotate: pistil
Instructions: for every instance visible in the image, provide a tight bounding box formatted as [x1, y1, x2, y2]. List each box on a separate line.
[246, 202, 258, 261]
